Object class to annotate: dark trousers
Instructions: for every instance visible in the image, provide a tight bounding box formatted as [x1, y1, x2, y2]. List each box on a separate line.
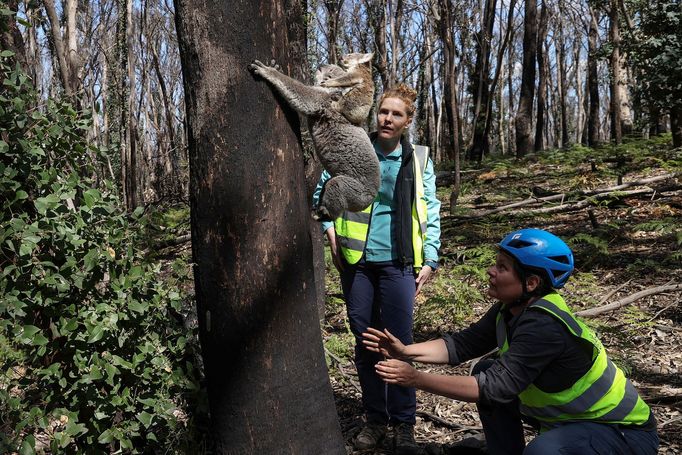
[472, 360, 659, 455]
[341, 260, 416, 425]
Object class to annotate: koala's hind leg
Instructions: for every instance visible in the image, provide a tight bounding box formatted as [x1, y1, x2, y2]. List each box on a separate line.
[315, 174, 376, 221]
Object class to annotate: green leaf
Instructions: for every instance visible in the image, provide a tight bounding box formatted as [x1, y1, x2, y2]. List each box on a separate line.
[87, 325, 104, 343]
[137, 411, 153, 428]
[19, 437, 35, 455]
[83, 188, 101, 208]
[97, 429, 114, 444]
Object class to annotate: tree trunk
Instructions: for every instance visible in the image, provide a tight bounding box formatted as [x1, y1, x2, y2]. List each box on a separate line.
[467, 0, 497, 163]
[43, 0, 74, 97]
[587, 6, 600, 147]
[174, 0, 345, 453]
[514, 0, 538, 157]
[322, 0, 344, 64]
[556, 0, 569, 148]
[534, 0, 548, 152]
[0, 0, 27, 70]
[435, 0, 461, 210]
[365, 0, 388, 89]
[484, 0, 516, 157]
[671, 106, 682, 148]
[609, 0, 622, 144]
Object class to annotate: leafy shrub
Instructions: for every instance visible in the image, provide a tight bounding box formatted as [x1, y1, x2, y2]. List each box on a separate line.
[0, 55, 200, 452]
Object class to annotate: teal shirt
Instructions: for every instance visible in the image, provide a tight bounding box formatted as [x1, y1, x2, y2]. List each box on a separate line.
[312, 142, 441, 264]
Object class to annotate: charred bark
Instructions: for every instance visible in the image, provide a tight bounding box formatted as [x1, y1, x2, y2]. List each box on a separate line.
[174, 0, 345, 452]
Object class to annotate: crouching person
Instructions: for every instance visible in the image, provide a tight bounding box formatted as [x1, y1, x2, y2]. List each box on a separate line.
[363, 228, 658, 454]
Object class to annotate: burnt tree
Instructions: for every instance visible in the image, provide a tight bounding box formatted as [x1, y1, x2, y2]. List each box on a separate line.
[515, 0, 538, 157]
[174, 0, 345, 452]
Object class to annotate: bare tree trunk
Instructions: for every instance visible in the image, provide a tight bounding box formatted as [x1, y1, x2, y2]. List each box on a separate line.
[556, 1, 569, 148]
[534, 0, 548, 152]
[608, 0, 622, 144]
[43, 0, 74, 97]
[515, 0, 538, 157]
[507, 18, 516, 155]
[388, 0, 403, 86]
[365, 0, 388, 89]
[174, 0, 345, 452]
[484, 0, 516, 156]
[322, 0, 344, 64]
[467, 0, 497, 163]
[587, 6, 600, 147]
[435, 0, 461, 210]
[671, 106, 682, 148]
[65, 0, 80, 94]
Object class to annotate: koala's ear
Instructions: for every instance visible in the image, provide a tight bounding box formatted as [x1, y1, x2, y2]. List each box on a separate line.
[360, 53, 374, 63]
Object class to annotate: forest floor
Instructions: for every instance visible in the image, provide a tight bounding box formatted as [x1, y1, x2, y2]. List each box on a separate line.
[321, 138, 682, 454]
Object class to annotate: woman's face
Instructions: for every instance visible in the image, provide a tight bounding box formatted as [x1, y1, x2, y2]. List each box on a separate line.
[487, 252, 524, 304]
[377, 97, 412, 141]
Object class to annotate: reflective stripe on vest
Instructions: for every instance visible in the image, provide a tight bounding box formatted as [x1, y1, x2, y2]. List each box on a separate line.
[496, 293, 651, 427]
[412, 145, 429, 268]
[334, 145, 430, 265]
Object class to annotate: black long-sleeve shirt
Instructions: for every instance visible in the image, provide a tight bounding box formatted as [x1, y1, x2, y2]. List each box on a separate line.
[442, 301, 656, 430]
[442, 302, 596, 406]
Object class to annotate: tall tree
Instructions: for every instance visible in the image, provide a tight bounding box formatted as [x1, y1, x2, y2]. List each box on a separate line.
[43, 0, 80, 98]
[434, 0, 461, 211]
[586, 5, 601, 147]
[322, 0, 344, 63]
[174, 0, 345, 452]
[467, 0, 497, 163]
[608, 0, 623, 144]
[514, 0, 538, 157]
[534, 0, 549, 152]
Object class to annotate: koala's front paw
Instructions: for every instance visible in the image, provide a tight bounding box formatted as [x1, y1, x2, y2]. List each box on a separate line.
[248, 59, 268, 76]
[312, 206, 333, 222]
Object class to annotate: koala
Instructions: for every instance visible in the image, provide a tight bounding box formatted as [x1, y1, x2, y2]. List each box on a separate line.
[248, 56, 379, 221]
[318, 53, 375, 126]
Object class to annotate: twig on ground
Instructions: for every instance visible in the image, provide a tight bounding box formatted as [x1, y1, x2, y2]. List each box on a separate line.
[325, 347, 362, 393]
[576, 283, 682, 318]
[416, 410, 482, 431]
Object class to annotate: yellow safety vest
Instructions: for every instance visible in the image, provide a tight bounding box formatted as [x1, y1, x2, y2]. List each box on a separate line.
[496, 293, 652, 428]
[334, 144, 430, 267]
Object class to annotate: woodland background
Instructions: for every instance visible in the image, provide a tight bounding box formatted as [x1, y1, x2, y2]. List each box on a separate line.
[0, 0, 681, 453]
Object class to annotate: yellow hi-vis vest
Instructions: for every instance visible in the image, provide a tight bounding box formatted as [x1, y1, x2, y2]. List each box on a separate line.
[334, 144, 430, 267]
[496, 293, 652, 428]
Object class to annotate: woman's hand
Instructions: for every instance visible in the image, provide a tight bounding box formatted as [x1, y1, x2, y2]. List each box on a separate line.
[415, 265, 433, 297]
[375, 359, 419, 387]
[325, 227, 344, 273]
[362, 327, 406, 359]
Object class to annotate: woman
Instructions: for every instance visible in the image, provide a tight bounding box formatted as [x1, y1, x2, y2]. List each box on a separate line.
[363, 228, 658, 455]
[313, 84, 441, 454]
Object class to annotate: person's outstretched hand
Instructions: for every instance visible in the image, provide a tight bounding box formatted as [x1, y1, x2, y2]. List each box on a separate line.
[362, 327, 406, 359]
[375, 359, 419, 387]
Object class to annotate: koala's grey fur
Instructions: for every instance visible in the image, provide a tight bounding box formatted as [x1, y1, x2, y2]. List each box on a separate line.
[248, 55, 379, 221]
[318, 53, 375, 126]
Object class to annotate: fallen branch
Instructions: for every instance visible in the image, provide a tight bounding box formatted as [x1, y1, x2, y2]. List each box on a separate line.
[416, 410, 482, 431]
[156, 233, 191, 249]
[461, 172, 678, 219]
[576, 283, 682, 318]
[324, 347, 362, 393]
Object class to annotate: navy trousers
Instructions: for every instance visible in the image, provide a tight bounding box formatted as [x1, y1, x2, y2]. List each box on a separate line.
[341, 260, 417, 425]
[472, 360, 659, 455]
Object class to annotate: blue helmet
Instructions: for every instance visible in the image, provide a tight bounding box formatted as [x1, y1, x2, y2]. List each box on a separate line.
[498, 228, 574, 289]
